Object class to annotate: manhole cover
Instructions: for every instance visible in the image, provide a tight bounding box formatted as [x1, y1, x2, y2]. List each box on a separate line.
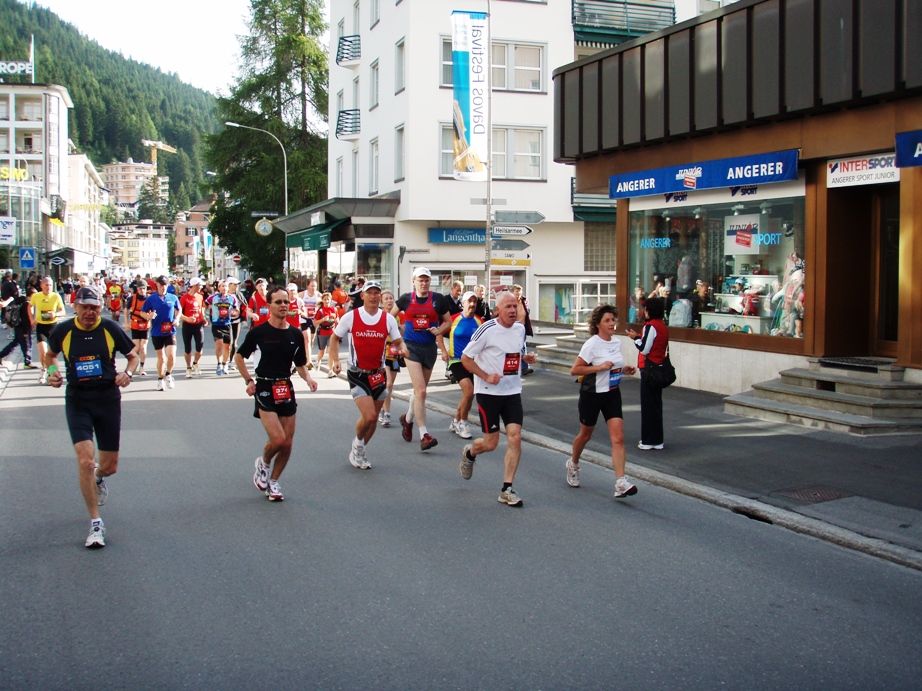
[772, 485, 853, 504]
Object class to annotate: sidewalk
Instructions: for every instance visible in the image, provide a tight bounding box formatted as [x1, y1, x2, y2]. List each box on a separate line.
[393, 365, 922, 571]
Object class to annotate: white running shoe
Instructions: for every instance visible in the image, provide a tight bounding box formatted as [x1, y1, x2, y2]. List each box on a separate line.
[39, 369, 47, 384]
[138, 367, 147, 376]
[449, 420, 460, 435]
[253, 456, 270, 492]
[85, 521, 106, 549]
[615, 477, 638, 498]
[566, 459, 580, 488]
[349, 441, 371, 470]
[381, 411, 391, 427]
[96, 476, 108, 506]
[460, 444, 476, 480]
[456, 420, 472, 439]
[498, 487, 523, 507]
[216, 364, 224, 376]
[166, 374, 175, 389]
[637, 442, 664, 450]
[185, 368, 193, 379]
[192, 364, 201, 376]
[156, 378, 165, 391]
[266, 479, 284, 501]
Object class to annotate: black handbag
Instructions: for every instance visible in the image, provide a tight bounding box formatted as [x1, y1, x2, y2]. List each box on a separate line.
[642, 351, 676, 389]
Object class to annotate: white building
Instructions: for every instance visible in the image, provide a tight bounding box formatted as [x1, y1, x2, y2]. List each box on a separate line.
[108, 222, 172, 277]
[279, 0, 673, 325]
[100, 159, 169, 218]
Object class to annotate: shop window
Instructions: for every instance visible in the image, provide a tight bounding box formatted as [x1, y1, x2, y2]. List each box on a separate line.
[537, 280, 617, 325]
[584, 222, 616, 271]
[356, 243, 393, 290]
[628, 195, 806, 335]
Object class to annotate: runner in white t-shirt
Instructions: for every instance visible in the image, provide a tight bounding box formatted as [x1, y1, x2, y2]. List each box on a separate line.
[329, 281, 406, 470]
[459, 291, 538, 507]
[566, 304, 639, 498]
[300, 278, 321, 365]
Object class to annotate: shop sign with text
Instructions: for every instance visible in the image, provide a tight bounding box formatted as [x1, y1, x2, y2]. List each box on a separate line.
[827, 153, 899, 188]
[895, 131, 922, 168]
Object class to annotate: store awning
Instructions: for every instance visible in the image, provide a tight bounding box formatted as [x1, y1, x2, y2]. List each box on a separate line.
[286, 219, 349, 251]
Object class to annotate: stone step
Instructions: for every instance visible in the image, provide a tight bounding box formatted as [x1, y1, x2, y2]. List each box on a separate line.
[808, 357, 904, 381]
[724, 392, 922, 435]
[780, 368, 922, 400]
[752, 380, 922, 419]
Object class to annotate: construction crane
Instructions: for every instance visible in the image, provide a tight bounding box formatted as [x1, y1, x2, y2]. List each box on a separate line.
[141, 139, 177, 175]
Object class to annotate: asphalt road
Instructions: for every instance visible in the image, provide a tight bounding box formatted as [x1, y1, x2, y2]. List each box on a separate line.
[1, 337, 921, 689]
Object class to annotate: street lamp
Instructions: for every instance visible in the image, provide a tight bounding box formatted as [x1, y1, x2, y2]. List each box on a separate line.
[225, 121, 290, 280]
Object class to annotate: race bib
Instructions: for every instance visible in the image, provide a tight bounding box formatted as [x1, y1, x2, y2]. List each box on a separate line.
[413, 316, 429, 331]
[160, 321, 173, 333]
[41, 310, 52, 321]
[503, 352, 521, 376]
[75, 356, 102, 378]
[367, 371, 385, 388]
[272, 380, 292, 402]
[387, 343, 400, 357]
[609, 367, 623, 390]
[218, 306, 229, 318]
[259, 306, 269, 316]
[306, 305, 316, 318]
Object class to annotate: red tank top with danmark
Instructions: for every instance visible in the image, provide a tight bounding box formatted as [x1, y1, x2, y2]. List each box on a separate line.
[352, 309, 390, 371]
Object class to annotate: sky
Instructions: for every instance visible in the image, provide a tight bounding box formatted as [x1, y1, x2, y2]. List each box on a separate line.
[32, 0, 253, 95]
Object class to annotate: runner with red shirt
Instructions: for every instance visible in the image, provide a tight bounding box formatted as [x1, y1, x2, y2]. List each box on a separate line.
[179, 277, 207, 377]
[329, 281, 406, 470]
[247, 278, 271, 328]
[314, 292, 338, 377]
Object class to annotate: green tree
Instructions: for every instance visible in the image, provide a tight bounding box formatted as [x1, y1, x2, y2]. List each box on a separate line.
[136, 177, 172, 224]
[204, 0, 328, 278]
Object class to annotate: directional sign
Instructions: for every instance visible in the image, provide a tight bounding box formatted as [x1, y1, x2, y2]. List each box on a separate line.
[50, 256, 67, 266]
[491, 239, 530, 251]
[492, 225, 533, 236]
[250, 211, 280, 218]
[494, 210, 545, 225]
[492, 257, 531, 267]
[19, 247, 36, 268]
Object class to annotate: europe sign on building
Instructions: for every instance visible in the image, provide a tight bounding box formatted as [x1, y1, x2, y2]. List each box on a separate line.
[609, 150, 800, 199]
[450, 10, 489, 182]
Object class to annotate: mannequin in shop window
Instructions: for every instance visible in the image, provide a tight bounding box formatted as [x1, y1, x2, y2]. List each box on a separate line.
[771, 252, 805, 338]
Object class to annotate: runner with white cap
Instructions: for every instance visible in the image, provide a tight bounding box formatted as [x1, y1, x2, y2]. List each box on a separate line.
[179, 277, 207, 377]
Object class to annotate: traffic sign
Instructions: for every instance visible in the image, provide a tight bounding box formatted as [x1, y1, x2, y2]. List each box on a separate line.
[491, 239, 530, 251]
[492, 257, 532, 267]
[494, 210, 545, 224]
[19, 247, 35, 268]
[50, 256, 67, 266]
[232, 254, 241, 264]
[491, 225, 533, 236]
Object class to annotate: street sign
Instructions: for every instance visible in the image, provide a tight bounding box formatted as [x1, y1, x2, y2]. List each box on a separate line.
[491, 239, 530, 251]
[494, 210, 545, 224]
[232, 254, 241, 264]
[250, 211, 280, 218]
[0, 217, 14, 246]
[491, 225, 533, 236]
[19, 247, 35, 268]
[492, 258, 532, 267]
[50, 256, 67, 266]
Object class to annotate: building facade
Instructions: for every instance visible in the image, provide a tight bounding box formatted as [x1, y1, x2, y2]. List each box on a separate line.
[554, 0, 922, 392]
[100, 159, 168, 218]
[279, 0, 674, 325]
[108, 222, 172, 277]
[174, 201, 212, 282]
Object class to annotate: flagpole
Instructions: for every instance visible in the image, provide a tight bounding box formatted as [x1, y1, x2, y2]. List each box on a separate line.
[30, 35, 35, 84]
[484, 0, 493, 307]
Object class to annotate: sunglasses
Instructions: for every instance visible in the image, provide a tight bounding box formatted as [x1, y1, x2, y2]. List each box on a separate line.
[271, 300, 288, 305]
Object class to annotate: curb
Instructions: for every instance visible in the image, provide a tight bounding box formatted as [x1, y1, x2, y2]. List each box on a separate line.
[391, 389, 922, 573]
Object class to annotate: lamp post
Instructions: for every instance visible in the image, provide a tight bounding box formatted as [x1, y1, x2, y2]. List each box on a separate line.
[224, 121, 289, 277]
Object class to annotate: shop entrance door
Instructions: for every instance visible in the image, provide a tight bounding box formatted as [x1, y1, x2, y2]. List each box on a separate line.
[873, 185, 900, 357]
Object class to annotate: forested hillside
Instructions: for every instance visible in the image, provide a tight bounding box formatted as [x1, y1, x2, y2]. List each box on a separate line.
[0, 0, 217, 204]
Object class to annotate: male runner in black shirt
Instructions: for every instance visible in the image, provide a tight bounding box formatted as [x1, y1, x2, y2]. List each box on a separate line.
[234, 285, 318, 501]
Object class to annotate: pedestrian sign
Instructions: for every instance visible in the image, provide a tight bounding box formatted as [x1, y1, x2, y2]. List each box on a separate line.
[19, 247, 36, 268]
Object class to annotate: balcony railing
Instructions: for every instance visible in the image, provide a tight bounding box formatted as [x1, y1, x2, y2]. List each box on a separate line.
[336, 35, 362, 66]
[335, 109, 361, 140]
[573, 0, 675, 43]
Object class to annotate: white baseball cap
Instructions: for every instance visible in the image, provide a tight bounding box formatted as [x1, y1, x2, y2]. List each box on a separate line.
[286, 283, 299, 291]
[412, 266, 432, 278]
[189, 277, 203, 287]
[461, 291, 477, 303]
[226, 277, 241, 284]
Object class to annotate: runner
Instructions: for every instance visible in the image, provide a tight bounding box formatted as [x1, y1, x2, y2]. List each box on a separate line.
[392, 267, 452, 451]
[378, 290, 404, 427]
[459, 291, 539, 507]
[179, 277, 207, 377]
[234, 285, 318, 501]
[439, 280, 465, 381]
[142, 276, 181, 391]
[247, 278, 271, 329]
[447, 291, 483, 440]
[127, 281, 151, 375]
[314, 292, 338, 377]
[106, 279, 123, 322]
[285, 283, 303, 331]
[44, 286, 139, 548]
[29, 276, 66, 384]
[328, 281, 406, 470]
[207, 280, 237, 375]
[227, 277, 246, 372]
[300, 277, 321, 366]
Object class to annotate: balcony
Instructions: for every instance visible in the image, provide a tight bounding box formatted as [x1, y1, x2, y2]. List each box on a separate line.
[336, 35, 362, 67]
[572, 0, 674, 45]
[335, 109, 361, 140]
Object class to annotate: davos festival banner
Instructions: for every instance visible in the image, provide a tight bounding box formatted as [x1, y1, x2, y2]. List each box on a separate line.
[609, 150, 800, 199]
[451, 10, 489, 182]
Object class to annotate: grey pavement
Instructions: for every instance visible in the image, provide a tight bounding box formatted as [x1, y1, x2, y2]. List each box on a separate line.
[1, 335, 921, 689]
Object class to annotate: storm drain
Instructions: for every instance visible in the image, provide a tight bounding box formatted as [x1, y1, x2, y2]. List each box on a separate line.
[772, 485, 853, 504]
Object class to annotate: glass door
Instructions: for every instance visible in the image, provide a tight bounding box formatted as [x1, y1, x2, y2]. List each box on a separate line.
[874, 186, 900, 356]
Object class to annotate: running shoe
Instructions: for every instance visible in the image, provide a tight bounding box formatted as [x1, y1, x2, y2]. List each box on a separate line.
[226, 363, 237, 372]
[614, 477, 638, 498]
[378, 410, 391, 427]
[85, 521, 106, 549]
[39, 368, 47, 384]
[498, 487, 524, 507]
[166, 374, 175, 389]
[637, 442, 664, 450]
[96, 476, 108, 506]
[460, 444, 476, 480]
[216, 364, 224, 376]
[400, 414, 413, 442]
[349, 441, 371, 470]
[449, 420, 460, 435]
[185, 368, 193, 379]
[253, 456, 269, 492]
[138, 367, 147, 376]
[566, 459, 580, 488]
[156, 378, 165, 391]
[191, 364, 200, 376]
[420, 433, 438, 451]
[266, 479, 284, 501]
[327, 369, 336, 378]
[456, 420, 472, 439]
[22, 363, 37, 369]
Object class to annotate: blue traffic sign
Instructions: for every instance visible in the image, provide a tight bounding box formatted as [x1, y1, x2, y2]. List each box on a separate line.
[19, 247, 36, 268]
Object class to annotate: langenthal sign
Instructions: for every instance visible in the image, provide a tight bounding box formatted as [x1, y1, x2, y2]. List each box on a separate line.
[0, 62, 32, 75]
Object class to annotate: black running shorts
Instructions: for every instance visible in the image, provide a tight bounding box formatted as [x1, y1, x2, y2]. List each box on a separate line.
[577, 387, 623, 427]
[475, 393, 524, 434]
[65, 388, 122, 451]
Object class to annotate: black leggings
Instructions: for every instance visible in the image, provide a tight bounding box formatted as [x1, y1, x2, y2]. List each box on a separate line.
[181, 322, 204, 354]
[230, 322, 241, 359]
[639, 375, 664, 446]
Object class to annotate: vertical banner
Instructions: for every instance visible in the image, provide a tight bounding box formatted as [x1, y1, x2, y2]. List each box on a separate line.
[451, 10, 489, 181]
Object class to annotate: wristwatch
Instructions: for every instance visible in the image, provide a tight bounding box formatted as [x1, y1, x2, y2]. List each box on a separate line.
[246, 378, 255, 386]
[124, 370, 134, 379]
